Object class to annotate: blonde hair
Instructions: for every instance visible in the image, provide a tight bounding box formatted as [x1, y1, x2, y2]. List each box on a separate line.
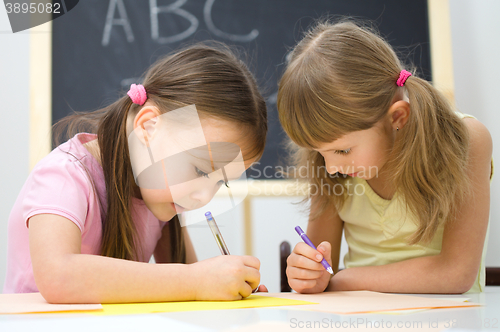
[277, 20, 469, 244]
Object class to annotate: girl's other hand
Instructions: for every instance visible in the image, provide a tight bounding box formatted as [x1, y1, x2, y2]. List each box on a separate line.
[190, 255, 261, 300]
[286, 241, 333, 293]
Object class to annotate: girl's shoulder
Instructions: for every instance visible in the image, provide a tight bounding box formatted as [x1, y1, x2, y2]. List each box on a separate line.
[15, 134, 104, 236]
[38, 133, 98, 167]
[462, 116, 492, 153]
[461, 116, 493, 179]
[454, 112, 491, 152]
[31, 133, 103, 191]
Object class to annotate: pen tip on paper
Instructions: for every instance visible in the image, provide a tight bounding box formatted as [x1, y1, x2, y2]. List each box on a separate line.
[327, 267, 334, 275]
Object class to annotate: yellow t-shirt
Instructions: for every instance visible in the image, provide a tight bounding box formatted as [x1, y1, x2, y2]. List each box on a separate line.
[338, 112, 490, 293]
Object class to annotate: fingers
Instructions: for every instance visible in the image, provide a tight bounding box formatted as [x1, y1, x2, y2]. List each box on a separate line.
[288, 243, 326, 271]
[243, 265, 260, 291]
[286, 242, 333, 294]
[241, 256, 267, 297]
[239, 282, 253, 299]
[288, 278, 322, 294]
[241, 255, 260, 270]
[252, 284, 268, 293]
[218, 266, 258, 300]
[225, 256, 260, 299]
[193, 255, 264, 301]
[316, 241, 332, 263]
[288, 254, 325, 271]
[292, 242, 326, 265]
[287, 265, 324, 280]
[257, 284, 269, 292]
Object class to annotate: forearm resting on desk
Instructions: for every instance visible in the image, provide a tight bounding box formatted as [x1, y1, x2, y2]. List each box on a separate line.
[29, 214, 261, 303]
[328, 254, 479, 294]
[34, 254, 195, 304]
[34, 253, 261, 303]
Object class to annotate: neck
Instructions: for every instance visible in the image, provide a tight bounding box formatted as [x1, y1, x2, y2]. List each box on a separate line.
[366, 166, 396, 200]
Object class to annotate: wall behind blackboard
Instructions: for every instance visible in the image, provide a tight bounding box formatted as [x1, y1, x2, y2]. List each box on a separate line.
[52, 0, 431, 179]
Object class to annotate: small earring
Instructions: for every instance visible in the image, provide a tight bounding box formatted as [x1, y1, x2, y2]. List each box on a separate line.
[396, 127, 399, 131]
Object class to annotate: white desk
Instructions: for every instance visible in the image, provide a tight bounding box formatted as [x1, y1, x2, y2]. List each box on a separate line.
[1, 287, 499, 331]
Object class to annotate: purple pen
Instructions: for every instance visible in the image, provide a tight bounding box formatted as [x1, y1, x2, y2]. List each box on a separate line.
[295, 226, 334, 275]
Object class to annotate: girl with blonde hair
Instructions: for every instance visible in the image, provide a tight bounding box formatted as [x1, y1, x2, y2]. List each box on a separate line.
[278, 20, 492, 294]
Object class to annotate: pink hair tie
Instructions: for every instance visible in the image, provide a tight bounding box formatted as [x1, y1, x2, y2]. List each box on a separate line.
[127, 84, 147, 105]
[396, 70, 412, 87]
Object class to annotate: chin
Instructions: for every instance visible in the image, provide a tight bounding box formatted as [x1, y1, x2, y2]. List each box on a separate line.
[362, 174, 379, 181]
[154, 211, 177, 222]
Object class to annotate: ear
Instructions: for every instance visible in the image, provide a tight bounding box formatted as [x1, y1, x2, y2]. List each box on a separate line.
[387, 100, 410, 130]
[133, 106, 162, 142]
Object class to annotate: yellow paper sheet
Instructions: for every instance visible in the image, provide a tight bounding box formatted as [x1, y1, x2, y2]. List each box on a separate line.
[258, 291, 481, 315]
[1, 293, 314, 316]
[0, 292, 102, 314]
[91, 295, 315, 316]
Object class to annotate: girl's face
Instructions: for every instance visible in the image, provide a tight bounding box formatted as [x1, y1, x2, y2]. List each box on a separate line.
[136, 117, 257, 222]
[313, 119, 394, 181]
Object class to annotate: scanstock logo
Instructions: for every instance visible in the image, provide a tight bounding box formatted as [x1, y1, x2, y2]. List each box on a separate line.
[3, 0, 79, 33]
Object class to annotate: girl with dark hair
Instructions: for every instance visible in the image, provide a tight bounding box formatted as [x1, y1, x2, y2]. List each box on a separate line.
[4, 43, 268, 303]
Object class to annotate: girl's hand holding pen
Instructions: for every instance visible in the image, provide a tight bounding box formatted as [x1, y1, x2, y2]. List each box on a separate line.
[189, 255, 261, 300]
[286, 241, 334, 294]
[203, 211, 268, 296]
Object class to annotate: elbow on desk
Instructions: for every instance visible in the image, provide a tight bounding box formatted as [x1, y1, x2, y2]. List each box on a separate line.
[36, 275, 82, 304]
[35, 274, 68, 304]
[37, 277, 100, 304]
[440, 264, 478, 294]
[454, 272, 477, 294]
[37, 284, 70, 305]
[34, 262, 99, 304]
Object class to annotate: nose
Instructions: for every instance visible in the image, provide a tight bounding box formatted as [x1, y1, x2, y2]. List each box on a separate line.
[189, 184, 219, 210]
[324, 157, 341, 175]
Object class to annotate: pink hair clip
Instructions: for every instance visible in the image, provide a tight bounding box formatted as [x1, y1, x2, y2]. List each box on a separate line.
[396, 70, 412, 87]
[127, 84, 147, 105]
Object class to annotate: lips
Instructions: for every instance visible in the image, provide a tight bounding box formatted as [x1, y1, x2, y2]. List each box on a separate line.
[172, 203, 186, 213]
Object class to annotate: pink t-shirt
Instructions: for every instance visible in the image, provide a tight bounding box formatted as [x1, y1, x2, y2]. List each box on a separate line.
[3, 133, 167, 293]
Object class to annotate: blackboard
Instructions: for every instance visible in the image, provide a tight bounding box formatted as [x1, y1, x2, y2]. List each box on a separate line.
[52, 0, 431, 179]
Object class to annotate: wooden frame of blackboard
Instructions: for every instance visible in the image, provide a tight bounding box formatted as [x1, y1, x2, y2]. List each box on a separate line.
[29, 0, 456, 255]
[29, 21, 52, 170]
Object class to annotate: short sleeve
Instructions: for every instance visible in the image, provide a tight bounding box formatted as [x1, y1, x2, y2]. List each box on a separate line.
[22, 156, 92, 232]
